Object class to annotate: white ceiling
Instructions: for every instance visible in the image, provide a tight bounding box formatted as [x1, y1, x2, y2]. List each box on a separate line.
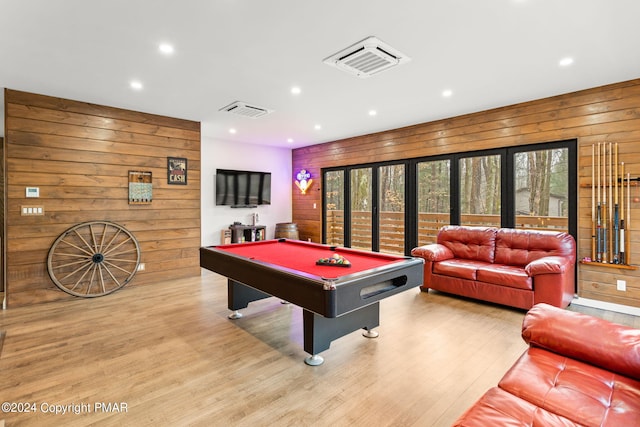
[1, 0, 640, 148]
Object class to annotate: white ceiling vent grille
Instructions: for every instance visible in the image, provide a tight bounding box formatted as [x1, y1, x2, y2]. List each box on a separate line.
[219, 101, 273, 118]
[323, 36, 411, 78]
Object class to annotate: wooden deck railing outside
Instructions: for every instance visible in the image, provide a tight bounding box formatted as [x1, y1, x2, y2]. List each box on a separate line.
[326, 210, 568, 255]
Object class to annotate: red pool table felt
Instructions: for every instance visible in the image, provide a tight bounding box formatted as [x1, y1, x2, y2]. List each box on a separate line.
[215, 239, 404, 279]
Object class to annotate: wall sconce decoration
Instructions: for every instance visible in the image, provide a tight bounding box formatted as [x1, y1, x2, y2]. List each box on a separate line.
[295, 169, 313, 194]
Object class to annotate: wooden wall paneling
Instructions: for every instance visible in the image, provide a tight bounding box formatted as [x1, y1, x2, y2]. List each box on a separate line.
[1, 136, 4, 294]
[292, 78, 640, 308]
[4, 89, 201, 307]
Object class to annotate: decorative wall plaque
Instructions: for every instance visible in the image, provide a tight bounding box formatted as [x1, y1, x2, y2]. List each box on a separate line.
[128, 171, 153, 204]
[168, 157, 187, 185]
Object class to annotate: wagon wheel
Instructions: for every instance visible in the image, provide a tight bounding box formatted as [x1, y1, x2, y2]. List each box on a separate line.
[47, 221, 141, 297]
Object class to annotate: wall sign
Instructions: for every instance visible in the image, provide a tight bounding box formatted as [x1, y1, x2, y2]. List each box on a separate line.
[295, 169, 313, 194]
[128, 171, 153, 204]
[168, 157, 187, 185]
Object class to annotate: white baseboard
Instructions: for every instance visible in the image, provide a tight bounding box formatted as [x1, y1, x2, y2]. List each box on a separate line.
[571, 297, 640, 317]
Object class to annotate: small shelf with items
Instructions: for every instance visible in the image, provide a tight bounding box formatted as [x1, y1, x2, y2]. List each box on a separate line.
[229, 224, 266, 243]
[579, 260, 637, 270]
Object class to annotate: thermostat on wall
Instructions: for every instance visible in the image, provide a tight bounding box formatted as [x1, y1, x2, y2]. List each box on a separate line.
[26, 187, 40, 198]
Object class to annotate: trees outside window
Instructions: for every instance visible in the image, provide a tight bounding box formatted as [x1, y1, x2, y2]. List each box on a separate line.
[417, 160, 450, 245]
[459, 155, 501, 226]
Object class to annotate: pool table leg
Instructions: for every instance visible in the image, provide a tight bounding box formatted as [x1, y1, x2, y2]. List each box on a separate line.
[302, 302, 380, 365]
[227, 279, 271, 318]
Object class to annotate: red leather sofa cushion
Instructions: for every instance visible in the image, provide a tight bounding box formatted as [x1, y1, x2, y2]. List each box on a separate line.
[494, 228, 576, 267]
[523, 304, 640, 379]
[436, 226, 496, 263]
[499, 347, 640, 427]
[432, 259, 489, 280]
[476, 264, 532, 290]
[452, 386, 582, 427]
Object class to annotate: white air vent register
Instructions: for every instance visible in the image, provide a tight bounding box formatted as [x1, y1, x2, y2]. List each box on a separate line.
[323, 36, 411, 78]
[219, 101, 273, 118]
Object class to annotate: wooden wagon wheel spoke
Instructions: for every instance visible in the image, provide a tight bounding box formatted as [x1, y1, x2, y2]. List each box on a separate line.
[47, 221, 141, 297]
[57, 238, 95, 257]
[57, 259, 94, 282]
[72, 228, 98, 254]
[100, 263, 123, 287]
[102, 260, 135, 277]
[65, 261, 97, 292]
[97, 222, 109, 254]
[51, 257, 93, 271]
[50, 251, 93, 259]
[102, 228, 124, 254]
[102, 236, 133, 257]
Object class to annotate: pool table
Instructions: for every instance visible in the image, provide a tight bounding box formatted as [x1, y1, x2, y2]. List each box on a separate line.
[200, 239, 424, 365]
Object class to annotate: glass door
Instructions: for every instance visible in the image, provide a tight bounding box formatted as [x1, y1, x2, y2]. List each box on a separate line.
[417, 159, 450, 245]
[378, 164, 405, 254]
[324, 170, 345, 246]
[459, 154, 501, 227]
[350, 167, 373, 250]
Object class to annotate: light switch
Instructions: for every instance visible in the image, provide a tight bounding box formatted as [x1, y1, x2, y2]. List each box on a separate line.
[20, 205, 45, 216]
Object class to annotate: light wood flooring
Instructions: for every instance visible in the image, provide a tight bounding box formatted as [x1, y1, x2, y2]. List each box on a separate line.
[1, 271, 637, 427]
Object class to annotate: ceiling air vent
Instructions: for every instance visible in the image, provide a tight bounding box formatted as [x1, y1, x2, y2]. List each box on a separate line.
[219, 101, 272, 118]
[323, 36, 411, 78]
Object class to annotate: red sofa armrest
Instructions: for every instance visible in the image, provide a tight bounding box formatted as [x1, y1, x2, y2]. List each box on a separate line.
[523, 303, 640, 380]
[524, 256, 572, 276]
[411, 244, 453, 262]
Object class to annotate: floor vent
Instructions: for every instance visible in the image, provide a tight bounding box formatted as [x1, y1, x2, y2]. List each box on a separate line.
[219, 101, 272, 118]
[323, 36, 411, 78]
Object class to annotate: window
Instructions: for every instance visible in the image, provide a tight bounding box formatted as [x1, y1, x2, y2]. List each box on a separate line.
[417, 159, 450, 245]
[513, 148, 569, 230]
[322, 140, 576, 254]
[459, 154, 501, 227]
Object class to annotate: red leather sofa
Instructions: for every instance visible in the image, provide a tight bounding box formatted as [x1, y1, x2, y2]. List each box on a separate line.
[411, 226, 576, 309]
[453, 303, 640, 426]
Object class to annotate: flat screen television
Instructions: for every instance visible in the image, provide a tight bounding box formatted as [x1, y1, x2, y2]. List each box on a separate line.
[215, 168, 271, 208]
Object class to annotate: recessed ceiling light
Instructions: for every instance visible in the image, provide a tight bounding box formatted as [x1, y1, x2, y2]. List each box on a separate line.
[229, 128, 237, 134]
[159, 43, 174, 55]
[314, 124, 322, 130]
[559, 57, 574, 67]
[442, 89, 453, 97]
[130, 80, 143, 90]
[291, 86, 301, 95]
[368, 110, 377, 116]
[287, 138, 294, 143]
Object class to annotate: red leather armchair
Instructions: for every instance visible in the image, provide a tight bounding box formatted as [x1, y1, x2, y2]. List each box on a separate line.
[411, 226, 576, 309]
[453, 303, 640, 426]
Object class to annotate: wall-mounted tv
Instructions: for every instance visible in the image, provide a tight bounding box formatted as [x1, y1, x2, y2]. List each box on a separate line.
[215, 169, 271, 208]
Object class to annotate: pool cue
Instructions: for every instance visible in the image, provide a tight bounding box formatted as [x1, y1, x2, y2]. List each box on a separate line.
[620, 162, 626, 265]
[627, 172, 631, 265]
[613, 143, 619, 263]
[591, 144, 596, 261]
[607, 143, 613, 263]
[596, 142, 602, 262]
[601, 142, 608, 263]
